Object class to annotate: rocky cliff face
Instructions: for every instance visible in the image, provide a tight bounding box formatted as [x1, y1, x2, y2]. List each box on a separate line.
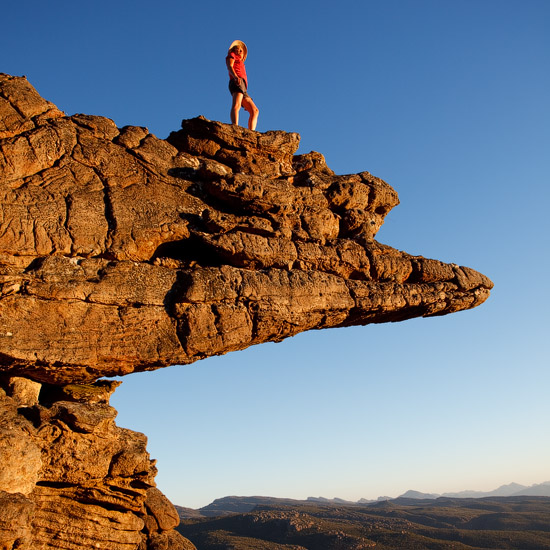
[0, 73, 492, 549]
[0, 377, 192, 550]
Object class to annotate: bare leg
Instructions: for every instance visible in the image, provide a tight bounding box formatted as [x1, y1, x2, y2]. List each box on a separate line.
[242, 96, 259, 131]
[230, 92, 243, 126]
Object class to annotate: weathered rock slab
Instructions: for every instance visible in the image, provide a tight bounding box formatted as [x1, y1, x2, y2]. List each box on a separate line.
[0, 74, 493, 385]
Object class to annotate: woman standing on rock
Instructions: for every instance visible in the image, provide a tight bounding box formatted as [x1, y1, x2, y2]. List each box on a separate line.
[226, 40, 259, 131]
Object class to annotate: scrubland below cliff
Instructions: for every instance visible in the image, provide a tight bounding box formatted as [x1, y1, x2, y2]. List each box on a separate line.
[177, 496, 550, 550]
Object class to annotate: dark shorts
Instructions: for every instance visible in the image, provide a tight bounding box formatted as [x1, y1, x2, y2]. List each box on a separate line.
[228, 78, 249, 98]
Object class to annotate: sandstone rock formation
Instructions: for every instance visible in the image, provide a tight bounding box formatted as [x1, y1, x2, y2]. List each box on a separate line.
[0, 74, 492, 386]
[0, 376, 193, 550]
[0, 73, 492, 549]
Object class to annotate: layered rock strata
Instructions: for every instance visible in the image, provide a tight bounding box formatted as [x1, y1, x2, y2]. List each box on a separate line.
[0, 73, 493, 549]
[0, 376, 193, 550]
[0, 74, 492, 386]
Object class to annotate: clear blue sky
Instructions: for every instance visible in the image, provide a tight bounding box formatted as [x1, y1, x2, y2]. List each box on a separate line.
[5, 0, 549, 508]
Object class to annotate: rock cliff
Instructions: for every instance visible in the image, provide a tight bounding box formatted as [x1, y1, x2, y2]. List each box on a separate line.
[0, 377, 193, 550]
[0, 73, 492, 549]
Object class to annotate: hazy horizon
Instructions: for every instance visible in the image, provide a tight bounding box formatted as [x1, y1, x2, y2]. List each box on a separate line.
[183, 479, 550, 509]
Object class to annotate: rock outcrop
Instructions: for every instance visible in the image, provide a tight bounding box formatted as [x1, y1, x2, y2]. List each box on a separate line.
[0, 73, 493, 549]
[0, 376, 193, 550]
[0, 74, 492, 386]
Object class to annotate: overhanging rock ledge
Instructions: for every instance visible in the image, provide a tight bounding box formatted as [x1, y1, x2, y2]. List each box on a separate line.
[0, 73, 493, 385]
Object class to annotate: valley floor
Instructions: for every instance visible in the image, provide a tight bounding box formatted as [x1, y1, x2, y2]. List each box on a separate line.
[177, 496, 550, 550]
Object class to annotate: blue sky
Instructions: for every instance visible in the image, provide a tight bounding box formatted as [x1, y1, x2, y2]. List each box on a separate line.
[4, 0, 549, 508]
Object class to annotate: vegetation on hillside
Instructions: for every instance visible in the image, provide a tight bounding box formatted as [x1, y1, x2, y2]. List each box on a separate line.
[178, 496, 550, 550]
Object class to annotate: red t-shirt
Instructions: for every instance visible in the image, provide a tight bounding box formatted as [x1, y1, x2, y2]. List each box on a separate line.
[227, 52, 248, 87]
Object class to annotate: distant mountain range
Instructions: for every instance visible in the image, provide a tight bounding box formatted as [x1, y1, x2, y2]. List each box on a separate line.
[395, 481, 550, 500]
[310, 481, 550, 504]
[178, 481, 550, 518]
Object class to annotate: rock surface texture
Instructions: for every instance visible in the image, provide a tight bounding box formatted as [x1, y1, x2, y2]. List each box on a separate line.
[0, 74, 492, 549]
[0, 74, 492, 385]
[0, 377, 193, 550]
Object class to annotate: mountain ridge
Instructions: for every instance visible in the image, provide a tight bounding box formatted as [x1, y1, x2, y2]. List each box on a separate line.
[180, 481, 550, 517]
[397, 481, 550, 500]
